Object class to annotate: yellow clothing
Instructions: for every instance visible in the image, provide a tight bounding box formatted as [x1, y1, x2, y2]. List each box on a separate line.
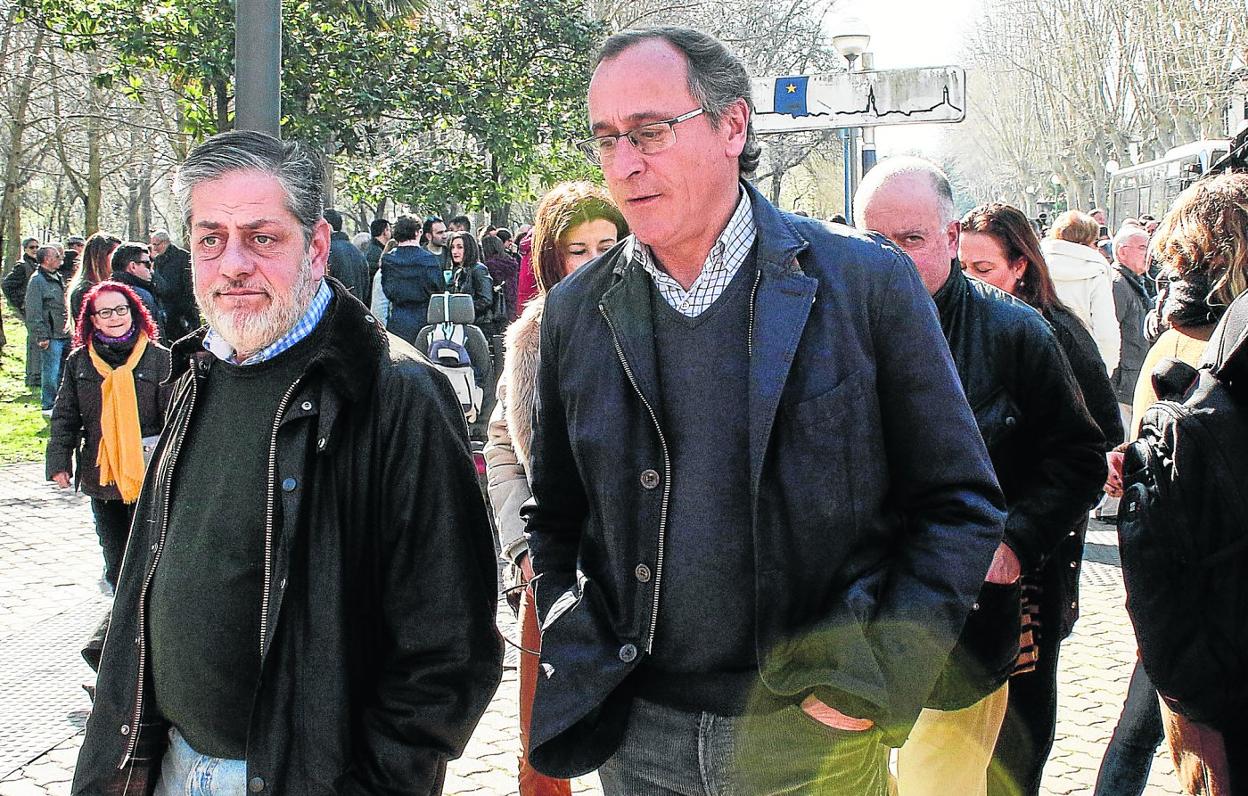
[894, 684, 1010, 796]
[1129, 327, 1214, 439]
[90, 333, 149, 503]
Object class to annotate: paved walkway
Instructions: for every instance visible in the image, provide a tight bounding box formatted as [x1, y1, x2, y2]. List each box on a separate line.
[0, 460, 1181, 795]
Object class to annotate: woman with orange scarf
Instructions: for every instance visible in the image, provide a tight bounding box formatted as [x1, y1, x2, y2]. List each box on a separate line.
[47, 281, 172, 590]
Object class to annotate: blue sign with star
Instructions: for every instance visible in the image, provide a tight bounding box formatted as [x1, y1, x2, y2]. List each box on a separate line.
[774, 76, 810, 117]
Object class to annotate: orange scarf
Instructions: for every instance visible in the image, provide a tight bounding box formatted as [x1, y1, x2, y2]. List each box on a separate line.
[90, 333, 149, 503]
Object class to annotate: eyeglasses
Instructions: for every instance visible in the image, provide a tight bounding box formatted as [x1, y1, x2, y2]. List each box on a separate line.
[24, 245, 37, 251]
[93, 305, 131, 319]
[576, 108, 704, 166]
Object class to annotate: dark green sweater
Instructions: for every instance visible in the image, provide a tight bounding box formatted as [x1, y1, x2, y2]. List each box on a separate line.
[149, 324, 326, 759]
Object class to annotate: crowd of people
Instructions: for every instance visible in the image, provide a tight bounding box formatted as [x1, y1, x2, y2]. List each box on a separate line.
[2, 23, 1244, 796]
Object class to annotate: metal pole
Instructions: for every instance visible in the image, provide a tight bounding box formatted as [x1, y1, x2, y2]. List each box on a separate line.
[859, 52, 877, 177]
[842, 128, 853, 220]
[235, 0, 282, 137]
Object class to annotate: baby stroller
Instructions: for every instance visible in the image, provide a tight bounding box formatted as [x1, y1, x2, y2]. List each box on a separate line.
[416, 293, 493, 425]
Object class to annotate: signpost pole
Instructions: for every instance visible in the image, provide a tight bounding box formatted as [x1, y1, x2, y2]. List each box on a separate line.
[235, 0, 281, 137]
[859, 52, 877, 177]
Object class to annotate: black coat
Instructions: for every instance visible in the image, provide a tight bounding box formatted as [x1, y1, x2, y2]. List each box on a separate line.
[525, 185, 1005, 774]
[45, 340, 173, 500]
[152, 245, 198, 340]
[72, 282, 503, 795]
[380, 245, 446, 343]
[3, 256, 37, 312]
[328, 231, 371, 305]
[1046, 303, 1124, 450]
[929, 268, 1107, 708]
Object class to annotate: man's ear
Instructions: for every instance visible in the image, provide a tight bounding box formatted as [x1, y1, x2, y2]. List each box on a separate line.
[308, 218, 331, 280]
[945, 220, 960, 261]
[722, 98, 750, 160]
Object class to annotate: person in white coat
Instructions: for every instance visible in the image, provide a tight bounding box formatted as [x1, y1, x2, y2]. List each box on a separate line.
[1040, 211, 1120, 374]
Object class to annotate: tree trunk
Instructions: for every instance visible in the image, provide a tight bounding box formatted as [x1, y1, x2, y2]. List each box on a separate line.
[0, 26, 45, 266]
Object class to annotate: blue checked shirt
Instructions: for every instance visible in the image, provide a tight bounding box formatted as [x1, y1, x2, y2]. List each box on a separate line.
[203, 278, 333, 366]
[634, 188, 756, 318]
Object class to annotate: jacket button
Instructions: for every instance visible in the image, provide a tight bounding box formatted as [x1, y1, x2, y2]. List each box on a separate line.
[971, 602, 980, 611]
[618, 643, 638, 663]
[1070, 601, 1078, 610]
[248, 776, 266, 792]
[300, 401, 313, 411]
[1069, 560, 1078, 569]
[281, 477, 297, 492]
[640, 470, 660, 490]
[119, 724, 130, 736]
[1005, 416, 1017, 428]
[634, 564, 651, 583]
[365, 315, 376, 324]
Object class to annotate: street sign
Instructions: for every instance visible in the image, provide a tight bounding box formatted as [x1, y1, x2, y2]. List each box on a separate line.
[752, 66, 966, 134]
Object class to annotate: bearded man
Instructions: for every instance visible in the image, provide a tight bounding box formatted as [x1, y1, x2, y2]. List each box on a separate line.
[72, 130, 502, 796]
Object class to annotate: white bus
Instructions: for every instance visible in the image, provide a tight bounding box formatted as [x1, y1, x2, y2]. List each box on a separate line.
[1108, 140, 1229, 229]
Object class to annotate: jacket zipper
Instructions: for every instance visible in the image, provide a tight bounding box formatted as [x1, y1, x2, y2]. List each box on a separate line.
[120, 376, 198, 769]
[260, 378, 303, 658]
[600, 306, 671, 652]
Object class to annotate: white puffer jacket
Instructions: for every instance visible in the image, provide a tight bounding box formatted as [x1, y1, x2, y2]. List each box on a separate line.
[1041, 238, 1120, 375]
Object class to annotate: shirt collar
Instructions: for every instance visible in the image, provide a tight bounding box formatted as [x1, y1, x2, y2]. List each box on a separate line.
[203, 278, 333, 366]
[633, 186, 755, 280]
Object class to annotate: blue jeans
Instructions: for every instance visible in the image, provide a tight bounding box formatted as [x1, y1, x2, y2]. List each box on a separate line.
[153, 728, 246, 796]
[1092, 660, 1164, 796]
[598, 697, 888, 796]
[40, 337, 67, 410]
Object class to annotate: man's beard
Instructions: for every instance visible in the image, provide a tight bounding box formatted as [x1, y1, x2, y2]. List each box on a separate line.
[196, 255, 318, 358]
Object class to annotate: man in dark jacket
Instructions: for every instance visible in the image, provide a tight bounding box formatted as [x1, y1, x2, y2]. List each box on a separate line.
[61, 235, 85, 280]
[24, 244, 72, 411]
[524, 29, 1005, 794]
[5, 237, 42, 386]
[72, 130, 502, 796]
[150, 230, 199, 340]
[857, 158, 1107, 796]
[110, 243, 162, 326]
[323, 208, 371, 303]
[1110, 226, 1152, 423]
[365, 218, 390, 279]
[381, 215, 446, 344]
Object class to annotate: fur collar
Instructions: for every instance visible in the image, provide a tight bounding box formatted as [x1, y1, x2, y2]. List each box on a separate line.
[503, 295, 544, 466]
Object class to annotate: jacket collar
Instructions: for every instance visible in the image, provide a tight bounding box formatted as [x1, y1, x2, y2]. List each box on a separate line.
[169, 279, 383, 404]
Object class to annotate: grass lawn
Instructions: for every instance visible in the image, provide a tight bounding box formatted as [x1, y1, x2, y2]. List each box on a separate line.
[0, 311, 51, 464]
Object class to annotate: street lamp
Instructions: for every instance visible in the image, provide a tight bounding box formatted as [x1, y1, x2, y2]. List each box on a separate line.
[832, 19, 871, 219]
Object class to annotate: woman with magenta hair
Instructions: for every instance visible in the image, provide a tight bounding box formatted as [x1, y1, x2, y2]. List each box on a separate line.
[46, 281, 172, 590]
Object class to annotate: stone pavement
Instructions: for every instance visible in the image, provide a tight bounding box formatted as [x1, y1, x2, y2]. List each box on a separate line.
[0, 459, 1182, 795]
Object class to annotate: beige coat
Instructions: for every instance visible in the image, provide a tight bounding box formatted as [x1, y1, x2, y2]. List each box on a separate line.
[483, 296, 543, 566]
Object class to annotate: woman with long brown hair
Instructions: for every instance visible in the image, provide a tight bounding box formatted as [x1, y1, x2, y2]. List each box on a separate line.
[69, 232, 122, 321]
[483, 182, 627, 796]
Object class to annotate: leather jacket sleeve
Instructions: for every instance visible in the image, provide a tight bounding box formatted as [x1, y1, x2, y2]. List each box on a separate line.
[1002, 315, 1108, 571]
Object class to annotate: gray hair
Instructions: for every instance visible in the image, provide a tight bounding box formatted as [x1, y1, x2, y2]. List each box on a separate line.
[597, 27, 762, 177]
[854, 156, 956, 227]
[173, 130, 324, 246]
[150, 229, 172, 244]
[1113, 223, 1148, 252]
[35, 245, 59, 266]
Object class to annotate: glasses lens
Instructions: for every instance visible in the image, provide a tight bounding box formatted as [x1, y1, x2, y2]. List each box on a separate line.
[97, 306, 131, 319]
[632, 123, 674, 155]
[578, 139, 605, 166]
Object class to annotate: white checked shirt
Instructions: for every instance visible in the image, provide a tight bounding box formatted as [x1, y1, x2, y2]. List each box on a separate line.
[204, 278, 333, 366]
[635, 189, 756, 318]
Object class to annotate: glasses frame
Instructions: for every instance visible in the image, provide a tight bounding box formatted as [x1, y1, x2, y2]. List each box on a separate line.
[93, 305, 132, 319]
[577, 108, 705, 166]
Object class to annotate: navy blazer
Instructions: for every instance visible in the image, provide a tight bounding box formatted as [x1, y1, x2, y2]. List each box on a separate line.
[523, 182, 1006, 776]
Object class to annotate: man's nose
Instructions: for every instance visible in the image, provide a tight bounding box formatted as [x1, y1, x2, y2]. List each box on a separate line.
[216, 236, 257, 281]
[604, 137, 645, 182]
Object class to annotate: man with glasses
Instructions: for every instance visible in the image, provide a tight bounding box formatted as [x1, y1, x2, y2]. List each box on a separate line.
[523, 27, 1006, 794]
[4, 237, 43, 385]
[150, 230, 199, 339]
[110, 242, 163, 328]
[23, 244, 72, 413]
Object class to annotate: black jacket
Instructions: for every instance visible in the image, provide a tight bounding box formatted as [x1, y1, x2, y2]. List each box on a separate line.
[928, 268, 1107, 708]
[328, 231, 371, 305]
[3, 255, 38, 313]
[1047, 303, 1124, 450]
[450, 263, 493, 326]
[72, 281, 503, 795]
[46, 340, 173, 500]
[524, 185, 1005, 775]
[152, 245, 198, 341]
[380, 245, 446, 344]
[1112, 264, 1153, 404]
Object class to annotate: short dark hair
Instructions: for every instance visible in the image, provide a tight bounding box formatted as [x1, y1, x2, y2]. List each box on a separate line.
[111, 243, 149, 273]
[393, 215, 421, 243]
[323, 208, 344, 232]
[450, 214, 471, 231]
[370, 218, 391, 238]
[496, 228, 512, 243]
[597, 27, 761, 177]
[422, 216, 444, 236]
